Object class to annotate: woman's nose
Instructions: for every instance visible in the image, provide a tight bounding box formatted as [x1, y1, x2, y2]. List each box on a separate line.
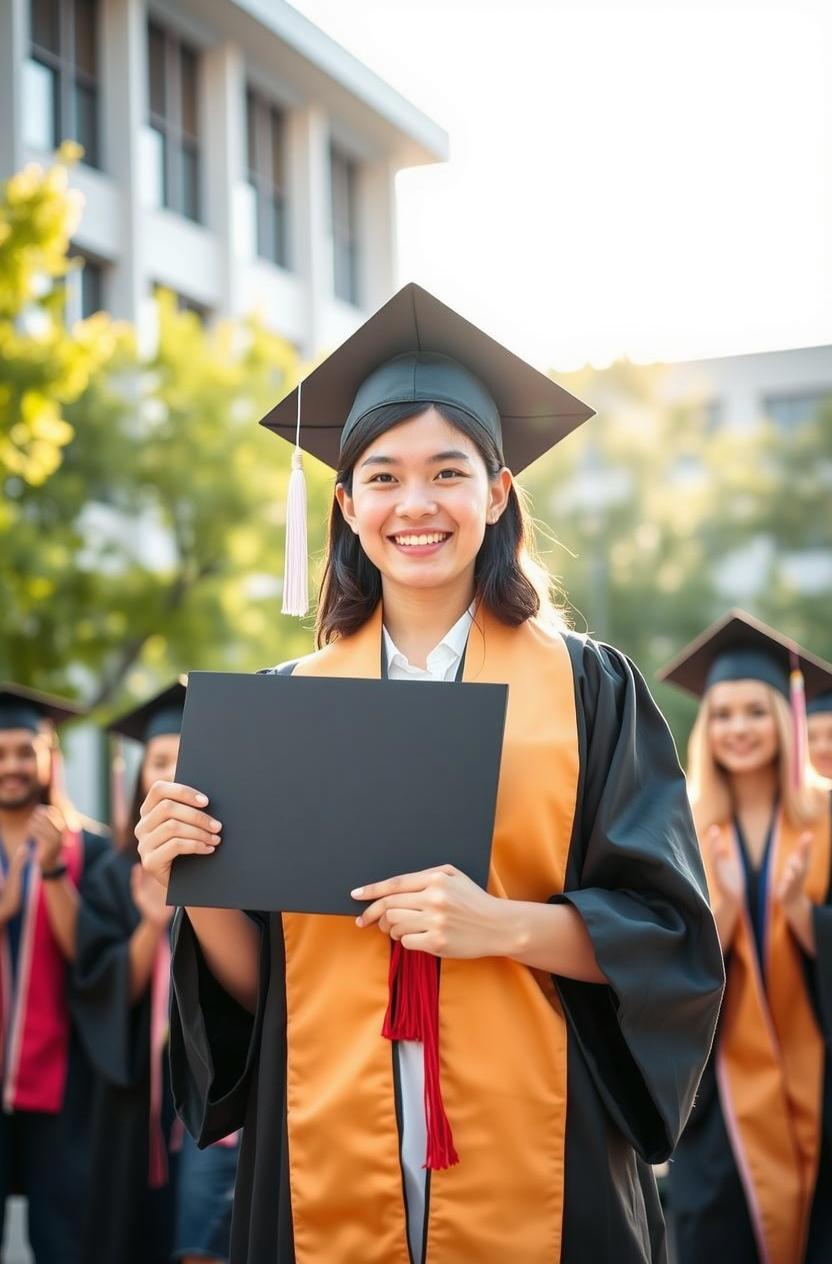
[396, 489, 438, 518]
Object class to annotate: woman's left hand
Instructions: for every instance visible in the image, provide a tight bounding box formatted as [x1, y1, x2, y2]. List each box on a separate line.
[352, 865, 508, 959]
[776, 831, 816, 955]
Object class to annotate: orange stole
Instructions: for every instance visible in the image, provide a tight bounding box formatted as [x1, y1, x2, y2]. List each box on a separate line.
[282, 606, 580, 1263]
[701, 801, 830, 1264]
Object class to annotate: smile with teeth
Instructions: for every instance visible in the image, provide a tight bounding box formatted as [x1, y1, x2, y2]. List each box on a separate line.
[391, 531, 451, 547]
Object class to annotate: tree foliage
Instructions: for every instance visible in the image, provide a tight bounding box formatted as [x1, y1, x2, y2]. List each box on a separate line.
[0, 144, 117, 487]
[525, 361, 832, 747]
[0, 156, 332, 712]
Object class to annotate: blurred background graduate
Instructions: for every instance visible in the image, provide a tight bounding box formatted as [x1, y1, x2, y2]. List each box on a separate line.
[140, 286, 724, 1263]
[73, 681, 239, 1264]
[0, 685, 110, 1263]
[808, 692, 832, 784]
[661, 611, 832, 1264]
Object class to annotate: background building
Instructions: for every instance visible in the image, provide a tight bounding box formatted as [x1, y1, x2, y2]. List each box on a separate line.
[0, 0, 448, 353]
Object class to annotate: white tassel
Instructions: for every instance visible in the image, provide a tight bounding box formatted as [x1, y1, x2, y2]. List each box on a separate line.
[282, 447, 309, 616]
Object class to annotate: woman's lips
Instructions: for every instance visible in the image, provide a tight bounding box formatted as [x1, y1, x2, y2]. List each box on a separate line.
[388, 531, 452, 557]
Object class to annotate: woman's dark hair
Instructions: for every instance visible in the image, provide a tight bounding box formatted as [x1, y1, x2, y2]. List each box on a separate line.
[315, 402, 565, 646]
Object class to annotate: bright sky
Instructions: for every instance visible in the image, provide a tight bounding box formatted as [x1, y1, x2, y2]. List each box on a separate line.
[290, 0, 832, 370]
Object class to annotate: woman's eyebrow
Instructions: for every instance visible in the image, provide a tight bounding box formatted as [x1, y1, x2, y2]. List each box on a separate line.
[359, 450, 471, 469]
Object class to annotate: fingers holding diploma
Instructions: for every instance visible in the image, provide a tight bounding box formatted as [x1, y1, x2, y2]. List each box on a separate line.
[353, 864, 508, 959]
[136, 779, 222, 891]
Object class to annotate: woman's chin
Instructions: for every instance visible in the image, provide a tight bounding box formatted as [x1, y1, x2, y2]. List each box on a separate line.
[715, 751, 776, 775]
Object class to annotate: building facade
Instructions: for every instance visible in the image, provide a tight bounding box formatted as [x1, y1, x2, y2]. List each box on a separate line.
[663, 343, 832, 434]
[0, 0, 448, 353]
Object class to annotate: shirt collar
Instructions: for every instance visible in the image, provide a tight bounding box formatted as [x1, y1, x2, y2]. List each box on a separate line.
[383, 604, 475, 676]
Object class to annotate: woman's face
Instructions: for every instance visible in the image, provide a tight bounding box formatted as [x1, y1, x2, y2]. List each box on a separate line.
[808, 714, 832, 781]
[141, 733, 180, 796]
[335, 408, 511, 596]
[706, 680, 780, 775]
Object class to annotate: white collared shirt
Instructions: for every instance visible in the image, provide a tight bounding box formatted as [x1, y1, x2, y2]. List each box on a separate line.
[382, 603, 474, 1263]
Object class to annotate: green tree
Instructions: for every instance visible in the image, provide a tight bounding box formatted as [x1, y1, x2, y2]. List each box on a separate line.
[0, 144, 116, 487]
[525, 361, 832, 749]
[1, 290, 331, 710]
[0, 153, 332, 710]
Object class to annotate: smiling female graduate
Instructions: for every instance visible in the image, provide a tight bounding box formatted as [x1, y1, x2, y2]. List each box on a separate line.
[73, 681, 239, 1264]
[659, 610, 832, 1264]
[137, 284, 724, 1264]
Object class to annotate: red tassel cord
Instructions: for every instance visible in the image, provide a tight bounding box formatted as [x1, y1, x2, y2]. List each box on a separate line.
[382, 941, 459, 1170]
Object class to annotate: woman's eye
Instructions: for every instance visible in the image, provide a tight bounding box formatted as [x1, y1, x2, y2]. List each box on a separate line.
[436, 468, 464, 480]
[368, 473, 396, 484]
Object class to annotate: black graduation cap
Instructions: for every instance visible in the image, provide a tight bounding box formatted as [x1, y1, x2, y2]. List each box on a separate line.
[259, 282, 594, 474]
[108, 678, 188, 745]
[258, 282, 596, 616]
[808, 691, 832, 717]
[657, 609, 832, 702]
[0, 682, 85, 733]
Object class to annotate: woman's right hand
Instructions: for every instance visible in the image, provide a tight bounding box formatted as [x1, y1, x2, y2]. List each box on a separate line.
[135, 780, 222, 891]
[703, 824, 744, 911]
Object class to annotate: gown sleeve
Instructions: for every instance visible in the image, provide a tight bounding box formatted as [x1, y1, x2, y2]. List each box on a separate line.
[72, 851, 149, 1088]
[552, 635, 725, 1164]
[168, 906, 270, 1147]
[79, 827, 112, 888]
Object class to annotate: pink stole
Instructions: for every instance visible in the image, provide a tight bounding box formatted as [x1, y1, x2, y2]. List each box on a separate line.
[0, 830, 84, 1113]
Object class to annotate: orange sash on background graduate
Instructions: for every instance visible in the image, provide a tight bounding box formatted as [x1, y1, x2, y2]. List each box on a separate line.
[283, 604, 579, 1264]
[701, 805, 831, 1264]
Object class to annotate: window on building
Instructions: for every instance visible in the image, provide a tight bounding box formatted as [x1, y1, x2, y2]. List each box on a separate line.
[147, 22, 201, 222]
[763, 391, 832, 429]
[246, 89, 289, 268]
[55, 251, 105, 323]
[702, 399, 723, 432]
[330, 144, 360, 306]
[24, 0, 100, 165]
[71, 251, 104, 319]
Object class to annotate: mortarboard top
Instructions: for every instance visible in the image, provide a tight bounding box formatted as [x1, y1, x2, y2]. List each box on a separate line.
[657, 609, 832, 702]
[0, 683, 85, 733]
[808, 691, 832, 718]
[107, 677, 188, 745]
[258, 282, 595, 474]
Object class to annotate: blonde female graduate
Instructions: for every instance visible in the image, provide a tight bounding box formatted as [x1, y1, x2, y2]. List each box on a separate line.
[137, 285, 724, 1264]
[660, 609, 832, 1264]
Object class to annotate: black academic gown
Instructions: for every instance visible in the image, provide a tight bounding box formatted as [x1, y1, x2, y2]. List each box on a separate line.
[72, 849, 175, 1264]
[169, 635, 724, 1263]
[669, 801, 832, 1264]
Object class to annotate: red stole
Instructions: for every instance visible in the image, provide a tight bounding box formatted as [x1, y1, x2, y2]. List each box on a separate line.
[0, 829, 84, 1113]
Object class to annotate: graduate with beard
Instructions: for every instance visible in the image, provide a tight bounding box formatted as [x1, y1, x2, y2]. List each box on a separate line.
[660, 611, 832, 1264]
[138, 285, 724, 1263]
[73, 680, 240, 1264]
[0, 683, 110, 1263]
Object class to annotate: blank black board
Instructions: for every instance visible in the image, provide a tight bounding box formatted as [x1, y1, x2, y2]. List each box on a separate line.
[167, 671, 508, 915]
